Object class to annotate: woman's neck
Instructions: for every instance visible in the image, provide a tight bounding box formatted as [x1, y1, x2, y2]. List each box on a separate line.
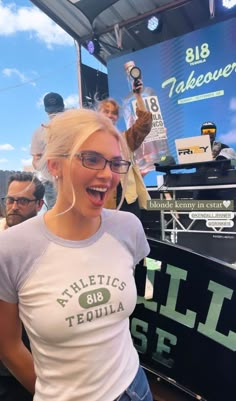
[44, 206, 102, 241]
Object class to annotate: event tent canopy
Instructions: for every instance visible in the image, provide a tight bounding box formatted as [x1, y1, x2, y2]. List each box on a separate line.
[30, 0, 236, 65]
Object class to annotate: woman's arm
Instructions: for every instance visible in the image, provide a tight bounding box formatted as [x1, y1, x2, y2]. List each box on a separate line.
[0, 300, 36, 394]
[125, 80, 152, 151]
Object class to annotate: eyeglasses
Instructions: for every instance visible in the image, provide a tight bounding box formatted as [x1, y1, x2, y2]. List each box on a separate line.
[1, 196, 37, 207]
[201, 128, 216, 135]
[61, 151, 131, 174]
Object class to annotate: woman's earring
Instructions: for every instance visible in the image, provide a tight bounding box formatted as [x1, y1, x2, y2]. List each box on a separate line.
[55, 175, 59, 180]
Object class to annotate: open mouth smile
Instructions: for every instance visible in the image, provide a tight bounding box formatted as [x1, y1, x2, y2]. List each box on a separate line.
[86, 186, 108, 205]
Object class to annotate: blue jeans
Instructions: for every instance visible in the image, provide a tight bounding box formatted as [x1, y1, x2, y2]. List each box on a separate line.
[117, 366, 153, 401]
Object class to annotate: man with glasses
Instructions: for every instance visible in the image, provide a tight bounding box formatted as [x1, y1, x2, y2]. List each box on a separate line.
[0, 172, 45, 230]
[0, 172, 44, 401]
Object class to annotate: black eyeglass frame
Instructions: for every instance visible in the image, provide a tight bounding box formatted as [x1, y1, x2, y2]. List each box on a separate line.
[1, 196, 38, 207]
[60, 151, 131, 174]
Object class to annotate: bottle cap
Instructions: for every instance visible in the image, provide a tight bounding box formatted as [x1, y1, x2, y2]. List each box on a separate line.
[124, 61, 135, 74]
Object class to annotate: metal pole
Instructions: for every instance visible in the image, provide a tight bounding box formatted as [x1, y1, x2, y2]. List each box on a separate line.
[75, 40, 83, 108]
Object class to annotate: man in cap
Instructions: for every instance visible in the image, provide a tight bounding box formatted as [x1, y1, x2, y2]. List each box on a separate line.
[31, 92, 65, 169]
[44, 91, 64, 113]
[30, 92, 65, 209]
[200, 121, 236, 160]
[196, 122, 236, 200]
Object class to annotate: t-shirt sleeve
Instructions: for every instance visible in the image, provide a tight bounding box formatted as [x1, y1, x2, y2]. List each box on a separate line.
[30, 125, 46, 155]
[133, 216, 150, 265]
[0, 233, 18, 303]
[0, 218, 48, 304]
[103, 209, 150, 266]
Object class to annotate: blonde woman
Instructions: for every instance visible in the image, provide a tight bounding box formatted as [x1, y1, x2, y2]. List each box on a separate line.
[98, 79, 152, 218]
[0, 109, 152, 401]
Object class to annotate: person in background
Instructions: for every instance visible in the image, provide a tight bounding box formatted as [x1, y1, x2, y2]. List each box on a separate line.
[0, 172, 45, 401]
[0, 172, 45, 230]
[0, 109, 152, 401]
[196, 122, 236, 201]
[31, 92, 65, 209]
[0, 205, 5, 231]
[97, 79, 152, 219]
[201, 121, 236, 160]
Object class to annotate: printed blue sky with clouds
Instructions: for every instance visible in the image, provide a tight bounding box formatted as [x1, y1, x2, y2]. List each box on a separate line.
[0, 0, 106, 171]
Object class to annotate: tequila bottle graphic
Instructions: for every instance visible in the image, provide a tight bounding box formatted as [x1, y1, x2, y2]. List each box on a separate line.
[122, 61, 170, 175]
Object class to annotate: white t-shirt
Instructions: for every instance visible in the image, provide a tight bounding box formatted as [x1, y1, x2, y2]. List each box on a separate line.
[0, 217, 6, 231]
[0, 209, 150, 401]
[30, 125, 45, 156]
[30, 113, 63, 156]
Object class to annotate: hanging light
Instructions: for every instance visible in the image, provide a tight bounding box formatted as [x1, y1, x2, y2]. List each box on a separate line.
[86, 36, 101, 55]
[147, 16, 161, 32]
[209, 0, 215, 18]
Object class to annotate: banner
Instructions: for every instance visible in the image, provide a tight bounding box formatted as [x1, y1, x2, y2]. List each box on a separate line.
[131, 239, 236, 401]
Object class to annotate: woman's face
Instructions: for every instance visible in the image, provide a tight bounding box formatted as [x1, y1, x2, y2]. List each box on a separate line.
[99, 102, 119, 125]
[59, 130, 121, 218]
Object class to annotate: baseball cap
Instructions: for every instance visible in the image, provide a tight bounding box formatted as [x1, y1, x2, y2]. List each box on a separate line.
[158, 155, 176, 166]
[44, 92, 65, 113]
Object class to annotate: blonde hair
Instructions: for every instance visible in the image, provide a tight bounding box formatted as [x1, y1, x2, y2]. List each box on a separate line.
[97, 98, 120, 117]
[39, 108, 129, 210]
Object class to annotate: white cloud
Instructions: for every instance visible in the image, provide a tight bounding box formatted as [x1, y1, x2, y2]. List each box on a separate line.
[64, 94, 80, 109]
[36, 94, 45, 109]
[21, 145, 30, 151]
[219, 129, 236, 144]
[0, 1, 73, 48]
[0, 158, 8, 163]
[0, 143, 14, 150]
[21, 157, 33, 167]
[2, 68, 36, 86]
[229, 97, 236, 111]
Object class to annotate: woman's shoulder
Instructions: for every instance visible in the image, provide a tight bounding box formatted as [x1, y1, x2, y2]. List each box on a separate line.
[0, 216, 50, 302]
[102, 208, 141, 228]
[101, 209, 149, 263]
[0, 215, 46, 253]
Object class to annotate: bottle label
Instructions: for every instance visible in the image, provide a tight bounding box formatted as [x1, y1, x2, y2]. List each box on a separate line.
[132, 96, 167, 142]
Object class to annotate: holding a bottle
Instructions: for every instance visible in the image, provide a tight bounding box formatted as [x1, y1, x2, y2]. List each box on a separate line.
[123, 61, 170, 175]
[97, 79, 152, 218]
